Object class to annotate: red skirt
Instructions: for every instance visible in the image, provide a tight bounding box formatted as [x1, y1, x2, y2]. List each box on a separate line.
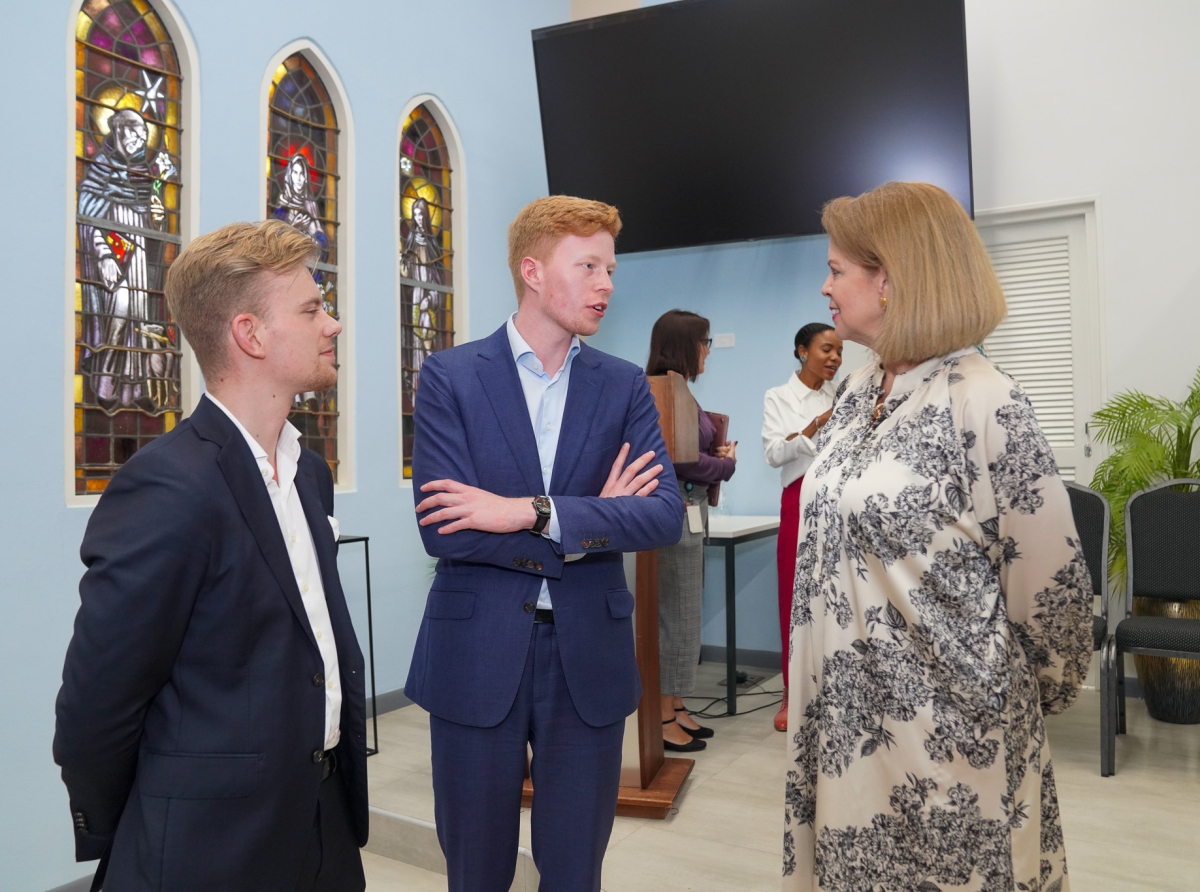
[776, 475, 804, 687]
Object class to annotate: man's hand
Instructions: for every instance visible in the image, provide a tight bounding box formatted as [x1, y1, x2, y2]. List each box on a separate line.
[600, 443, 663, 498]
[417, 481, 536, 534]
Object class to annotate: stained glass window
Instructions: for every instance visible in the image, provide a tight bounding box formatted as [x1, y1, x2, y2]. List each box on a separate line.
[267, 53, 341, 480]
[400, 104, 455, 478]
[74, 0, 183, 495]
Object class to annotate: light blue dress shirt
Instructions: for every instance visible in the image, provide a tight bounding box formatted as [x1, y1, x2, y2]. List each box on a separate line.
[506, 313, 581, 610]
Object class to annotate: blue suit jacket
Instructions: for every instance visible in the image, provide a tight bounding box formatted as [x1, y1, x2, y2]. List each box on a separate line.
[53, 396, 368, 892]
[405, 324, 684, 728]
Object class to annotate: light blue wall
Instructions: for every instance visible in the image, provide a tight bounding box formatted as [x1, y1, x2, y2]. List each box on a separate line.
[5, 1, 568, 888]
[588, 235, 838, 656]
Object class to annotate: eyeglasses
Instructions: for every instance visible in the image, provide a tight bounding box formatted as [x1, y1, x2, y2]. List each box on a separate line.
[701, 338, 713, 349]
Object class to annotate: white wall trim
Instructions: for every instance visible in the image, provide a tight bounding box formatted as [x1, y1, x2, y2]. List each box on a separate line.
[395, 94, 468, 488]
[64, 0, 202, 507]
[258, 39, 357, 492]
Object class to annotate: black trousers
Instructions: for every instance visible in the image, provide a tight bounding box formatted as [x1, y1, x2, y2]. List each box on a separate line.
[293, 767, 365, 892]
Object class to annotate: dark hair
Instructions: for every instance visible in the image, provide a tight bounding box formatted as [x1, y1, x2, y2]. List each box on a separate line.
[646, 309, 710, 382]
[793, 322, 835, 362]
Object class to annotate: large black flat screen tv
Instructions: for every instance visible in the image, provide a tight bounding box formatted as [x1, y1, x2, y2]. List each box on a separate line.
[533, 0, 971, 254]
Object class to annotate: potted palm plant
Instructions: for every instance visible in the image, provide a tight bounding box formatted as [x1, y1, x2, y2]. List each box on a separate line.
[1090, 367, 1200, 723]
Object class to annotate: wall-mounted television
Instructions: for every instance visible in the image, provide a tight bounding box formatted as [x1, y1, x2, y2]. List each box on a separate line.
[532, 0, 972, 254]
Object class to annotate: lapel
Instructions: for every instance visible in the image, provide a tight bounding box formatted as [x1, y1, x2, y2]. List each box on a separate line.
[475, 325, 545, 496]
[193, 397, 319, 652]
[550, 345, 604, 495]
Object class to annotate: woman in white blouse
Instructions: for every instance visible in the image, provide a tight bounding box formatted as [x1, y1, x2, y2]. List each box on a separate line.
[761, 323, 842, 731]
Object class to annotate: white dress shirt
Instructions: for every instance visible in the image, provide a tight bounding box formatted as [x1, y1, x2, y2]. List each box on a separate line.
[205, 394, 342, 750]
[506, 314, 574, 610]
[761, 373, 836, 488]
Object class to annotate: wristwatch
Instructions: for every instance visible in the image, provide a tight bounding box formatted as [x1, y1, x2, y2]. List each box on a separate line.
[529, 495, 552, 535]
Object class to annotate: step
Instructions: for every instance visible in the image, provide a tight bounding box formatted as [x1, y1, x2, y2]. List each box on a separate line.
[365, 806, 541, 892]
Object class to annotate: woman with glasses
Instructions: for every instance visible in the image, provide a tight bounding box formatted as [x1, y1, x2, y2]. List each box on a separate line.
[646, 310, 736, 752]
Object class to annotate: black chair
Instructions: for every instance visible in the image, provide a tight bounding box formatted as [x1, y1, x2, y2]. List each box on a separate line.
[1065, 482, 1111, 653]
[1100, 478, 1200, 777]
[1064, 482, 1111, 775]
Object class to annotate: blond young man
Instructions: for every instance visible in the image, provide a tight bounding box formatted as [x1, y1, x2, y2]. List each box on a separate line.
[55, 220, 368, 892]
[406, 196, 682, 891]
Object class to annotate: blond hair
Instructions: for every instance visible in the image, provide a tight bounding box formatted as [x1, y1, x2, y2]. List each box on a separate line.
[821, 182, 1006, 366]
[165, 220, 319, 376]
[506, 196, 622, 298]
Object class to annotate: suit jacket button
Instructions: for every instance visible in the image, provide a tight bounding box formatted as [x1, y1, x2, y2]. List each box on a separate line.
[513, 558, 522, 567]
[524, 602, 535, 613]
[535, 562, 543, 571]
[313, 672, 325, 687]
[313, 750, 325, 763]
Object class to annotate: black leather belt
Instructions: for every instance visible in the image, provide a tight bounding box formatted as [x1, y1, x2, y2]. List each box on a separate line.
[534, 609, 555, 624]
[313, 748, 338, 781]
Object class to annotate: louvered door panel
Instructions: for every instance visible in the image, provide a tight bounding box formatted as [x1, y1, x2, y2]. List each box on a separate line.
[984, 237, 1075, 451]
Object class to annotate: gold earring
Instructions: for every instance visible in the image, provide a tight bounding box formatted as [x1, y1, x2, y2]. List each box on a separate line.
[880, 295, 888, 310]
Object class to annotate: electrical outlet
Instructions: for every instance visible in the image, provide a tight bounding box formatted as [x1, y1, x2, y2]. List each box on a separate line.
[712, 333, 735, 348]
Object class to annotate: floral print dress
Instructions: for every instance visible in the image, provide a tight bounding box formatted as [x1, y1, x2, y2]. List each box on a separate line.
[783, 348, 1092, 892]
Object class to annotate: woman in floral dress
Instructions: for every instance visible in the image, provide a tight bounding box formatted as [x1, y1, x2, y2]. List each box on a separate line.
[783, 182, 1092, 892]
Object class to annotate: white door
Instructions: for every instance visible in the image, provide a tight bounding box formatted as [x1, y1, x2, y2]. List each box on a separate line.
[976, 203, 1105, 484]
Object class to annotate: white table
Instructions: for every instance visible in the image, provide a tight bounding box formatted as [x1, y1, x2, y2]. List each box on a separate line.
[703, 514, 782, 714]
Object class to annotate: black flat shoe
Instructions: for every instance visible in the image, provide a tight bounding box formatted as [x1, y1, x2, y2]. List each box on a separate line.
[675, 708, 714, 739]
[663, 718, 707, 752]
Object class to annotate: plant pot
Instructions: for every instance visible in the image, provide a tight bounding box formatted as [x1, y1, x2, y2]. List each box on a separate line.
[1132, 597, 1200, 724]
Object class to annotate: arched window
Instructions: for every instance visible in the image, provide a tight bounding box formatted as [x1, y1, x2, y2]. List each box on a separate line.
[266, 53, 341, 480]
[399, 103, 455, 479]
[74, 0, 184, 495]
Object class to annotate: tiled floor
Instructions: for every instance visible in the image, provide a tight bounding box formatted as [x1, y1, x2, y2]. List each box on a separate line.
[364, 662, 1200, 891]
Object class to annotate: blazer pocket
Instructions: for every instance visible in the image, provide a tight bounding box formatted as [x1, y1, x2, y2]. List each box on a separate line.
[606, 588, 635, 619]
[425, 588, 476, 619]
[139, 751, 260, 800]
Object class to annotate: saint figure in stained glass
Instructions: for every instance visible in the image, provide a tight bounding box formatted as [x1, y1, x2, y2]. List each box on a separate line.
[273, 153, 329, 260]
[400, 197, 444, 376]
[78, 108, 178, 409]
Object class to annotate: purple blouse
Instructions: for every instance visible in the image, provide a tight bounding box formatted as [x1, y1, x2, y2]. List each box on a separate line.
[674, 401, 736, 486]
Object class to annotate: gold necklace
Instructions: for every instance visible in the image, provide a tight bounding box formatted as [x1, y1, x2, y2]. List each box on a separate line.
[871, 401, 886, 425]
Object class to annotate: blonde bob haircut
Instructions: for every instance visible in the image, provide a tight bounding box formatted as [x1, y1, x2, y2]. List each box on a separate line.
[821, 181, 1006, 367]
[507, 195, 622, 299]
[165, 219, 320, 377]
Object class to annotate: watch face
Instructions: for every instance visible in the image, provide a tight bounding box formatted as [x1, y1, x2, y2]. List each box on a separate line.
[533, 495, 552, 516]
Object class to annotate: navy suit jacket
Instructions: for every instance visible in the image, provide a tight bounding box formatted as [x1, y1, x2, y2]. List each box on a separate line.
[404, 324, 684, 728]
[54, 396, 368, 892]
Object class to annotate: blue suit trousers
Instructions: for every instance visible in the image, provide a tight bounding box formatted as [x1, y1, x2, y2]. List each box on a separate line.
[430, 622, 624, 892]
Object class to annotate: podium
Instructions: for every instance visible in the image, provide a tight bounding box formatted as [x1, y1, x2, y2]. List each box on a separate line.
[521, 371, 699, 819]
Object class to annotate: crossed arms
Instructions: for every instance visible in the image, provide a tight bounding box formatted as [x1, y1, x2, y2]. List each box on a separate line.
[411, 355, 683, 574]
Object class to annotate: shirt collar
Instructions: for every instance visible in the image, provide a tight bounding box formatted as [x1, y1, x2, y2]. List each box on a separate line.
[506, 312, 581, 379]
[203, 393, 302, 470]
[786, 371, 834, 400]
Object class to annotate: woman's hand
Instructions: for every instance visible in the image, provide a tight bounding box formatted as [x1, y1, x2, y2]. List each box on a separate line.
[714, 441, 738, 462]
